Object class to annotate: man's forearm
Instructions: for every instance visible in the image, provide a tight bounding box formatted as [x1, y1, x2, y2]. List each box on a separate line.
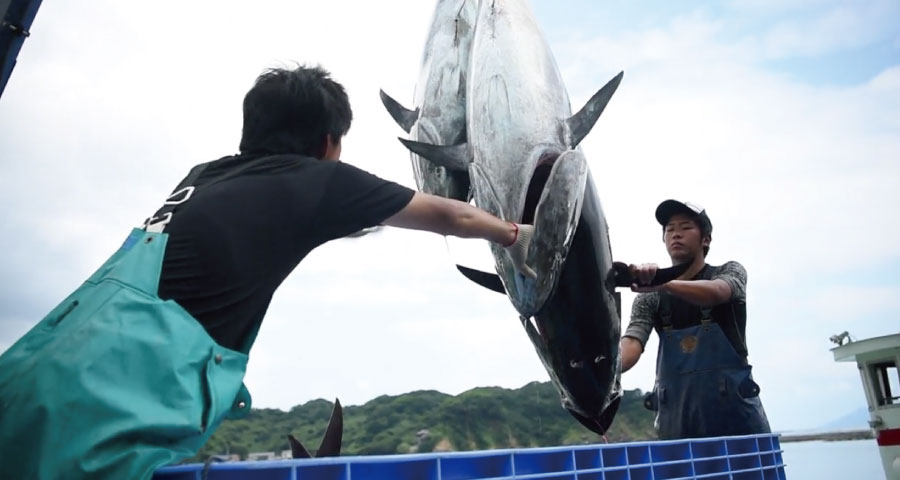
[620, 337, 643, 373]
[662, 279, 732, 307]
[385, 193, 517, 245]
[447, 199, 517, 245]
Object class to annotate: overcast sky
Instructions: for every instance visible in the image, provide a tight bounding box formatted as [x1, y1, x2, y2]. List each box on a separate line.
[1, 0, 897, 433]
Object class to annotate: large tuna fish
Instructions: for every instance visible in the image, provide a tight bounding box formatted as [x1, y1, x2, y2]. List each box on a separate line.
[398, 0, 691, 435]
[391, 0, 686, 435]
[380, 0, 478, 201]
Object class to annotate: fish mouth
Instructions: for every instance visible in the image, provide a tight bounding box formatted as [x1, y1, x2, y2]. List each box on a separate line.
[566, 393, 622, 436]
[521, 152, 560, 224]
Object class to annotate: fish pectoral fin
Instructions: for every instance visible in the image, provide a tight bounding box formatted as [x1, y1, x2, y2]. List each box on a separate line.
[456, 265, 506, 294]
[316, 398, 343, 458]
[379, 89, 419, 133]
[611, 260, 692, 287]
[399, 138, 469, 172]
[288, 434, 312, 459]
[566, 71, 624, 147]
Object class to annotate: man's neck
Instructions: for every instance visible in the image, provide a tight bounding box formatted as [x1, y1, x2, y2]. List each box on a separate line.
[674, 255, 707, 280]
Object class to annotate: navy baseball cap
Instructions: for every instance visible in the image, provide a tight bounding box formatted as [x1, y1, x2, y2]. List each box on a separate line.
[655, 199, 712, 234]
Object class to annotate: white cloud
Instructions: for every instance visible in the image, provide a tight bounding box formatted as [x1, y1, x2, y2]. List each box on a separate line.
[756, 2, 899, 58]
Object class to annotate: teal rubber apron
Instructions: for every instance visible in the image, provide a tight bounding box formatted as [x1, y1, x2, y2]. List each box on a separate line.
[0, 163, 256, 479]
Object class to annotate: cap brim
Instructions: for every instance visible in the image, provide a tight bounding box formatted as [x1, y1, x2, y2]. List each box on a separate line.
[655, 199, 700, 226]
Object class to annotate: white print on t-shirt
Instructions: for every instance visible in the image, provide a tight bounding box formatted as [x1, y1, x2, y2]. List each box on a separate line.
[142, 186, 196, 233]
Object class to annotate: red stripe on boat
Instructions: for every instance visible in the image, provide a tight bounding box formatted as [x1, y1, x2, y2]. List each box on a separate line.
[877, 428, 900, 447]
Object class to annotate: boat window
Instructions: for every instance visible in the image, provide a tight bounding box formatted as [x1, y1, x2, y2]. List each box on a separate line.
[870, 361, 900, 406]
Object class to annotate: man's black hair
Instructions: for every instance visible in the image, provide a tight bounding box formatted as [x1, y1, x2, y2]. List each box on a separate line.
[239, 64, 352, 157]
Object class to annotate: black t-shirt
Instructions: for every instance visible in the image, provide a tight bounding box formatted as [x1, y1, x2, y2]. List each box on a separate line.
[154, 154, 415, 351]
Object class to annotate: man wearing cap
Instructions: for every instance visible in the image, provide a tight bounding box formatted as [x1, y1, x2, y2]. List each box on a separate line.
[619, 200, 770, 440]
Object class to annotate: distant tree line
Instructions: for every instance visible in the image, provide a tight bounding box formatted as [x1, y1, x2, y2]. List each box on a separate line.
[191, 381, 656, 462]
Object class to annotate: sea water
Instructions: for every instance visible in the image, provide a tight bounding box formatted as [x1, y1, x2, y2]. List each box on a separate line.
[782, 439, 884, 479]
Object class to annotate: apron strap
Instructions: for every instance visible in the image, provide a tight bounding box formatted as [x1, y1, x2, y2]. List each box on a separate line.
[705, 264, 749, 354]
[700, 307, 714, 324]
[661, 290, 714, 326]
[700, 266, 714, 324]
[658, 293, 674, 331]
[660, 265, 715, 325]
[695, 265, 744, 353]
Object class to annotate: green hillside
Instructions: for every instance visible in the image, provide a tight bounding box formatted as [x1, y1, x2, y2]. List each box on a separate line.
[194, 381, 656, 461]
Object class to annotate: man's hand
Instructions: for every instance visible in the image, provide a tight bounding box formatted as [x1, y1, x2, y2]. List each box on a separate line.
[629, 263, 663, 293]
[505, 224, 537, 279]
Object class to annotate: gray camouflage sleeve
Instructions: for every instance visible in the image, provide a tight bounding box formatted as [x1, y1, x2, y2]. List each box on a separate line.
[624, 292, 658, 349]
[713, 261, 747, 302]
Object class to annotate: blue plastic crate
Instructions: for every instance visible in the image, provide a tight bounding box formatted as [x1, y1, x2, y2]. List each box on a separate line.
[154, 433, 787, 480]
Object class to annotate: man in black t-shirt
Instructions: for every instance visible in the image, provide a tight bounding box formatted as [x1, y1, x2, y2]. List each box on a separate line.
[0, 64, 538, 479]
[152, 65, 536, 351]
[619, 200, 770, 440]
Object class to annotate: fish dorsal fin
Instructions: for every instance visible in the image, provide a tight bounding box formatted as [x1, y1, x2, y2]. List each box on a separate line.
[288, 398, 343, 459]
[398, 138, 469, 172]
[379, 89, 419, 133]
[316, 398, 343, 458]
[288, 434, 312, 459]
[565, 71, 624, 147]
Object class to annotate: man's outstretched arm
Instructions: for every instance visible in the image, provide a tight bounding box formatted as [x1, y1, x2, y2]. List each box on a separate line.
[384, 192, 535, 278]
[629, 262, 736, 307]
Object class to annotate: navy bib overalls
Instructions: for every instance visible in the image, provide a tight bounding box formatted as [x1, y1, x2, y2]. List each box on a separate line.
[646, 270, 771, 440]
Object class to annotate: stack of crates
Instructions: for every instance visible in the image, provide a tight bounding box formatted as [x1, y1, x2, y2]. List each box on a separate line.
[155, 433, 786, 480]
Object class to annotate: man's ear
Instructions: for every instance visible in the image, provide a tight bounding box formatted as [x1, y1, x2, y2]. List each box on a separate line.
[702, 235, 711, 248]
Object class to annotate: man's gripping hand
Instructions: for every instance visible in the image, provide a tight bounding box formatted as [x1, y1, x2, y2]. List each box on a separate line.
[504, 224, 537, 279]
